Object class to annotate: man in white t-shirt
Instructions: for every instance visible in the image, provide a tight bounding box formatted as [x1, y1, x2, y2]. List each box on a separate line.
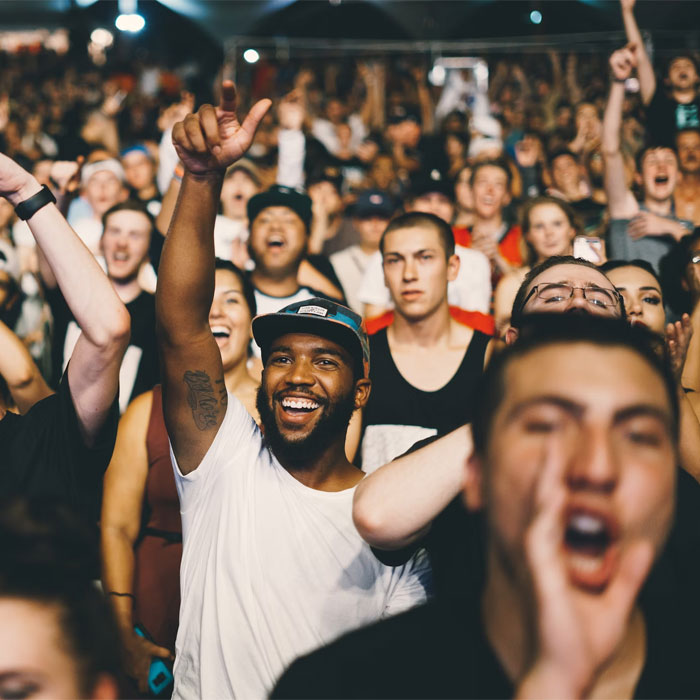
[156, 82, 432, 700]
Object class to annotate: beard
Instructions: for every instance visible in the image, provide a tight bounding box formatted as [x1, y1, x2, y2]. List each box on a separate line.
[256, 383, 356, 468]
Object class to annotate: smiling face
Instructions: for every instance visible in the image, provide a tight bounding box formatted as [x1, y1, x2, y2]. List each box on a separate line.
[209, 269, 253, 371]
[606, 265, 666, 335]
[472, 165, 510, 220]
[256, 332, 369, 464]
[640, 148, 678, 202]
[100, 209, 152, 283]
[249, 206, 308, 278]
[550, 153, 581, 193]
[382, 225, 458, 322]
[221, 170, 260, 220]
[476, 342, 676, 594]
[525, 202, 576, 262]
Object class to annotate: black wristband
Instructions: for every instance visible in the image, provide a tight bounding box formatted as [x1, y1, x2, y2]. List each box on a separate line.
[611, 76, 627, 84]
[15, 184, 57, 221]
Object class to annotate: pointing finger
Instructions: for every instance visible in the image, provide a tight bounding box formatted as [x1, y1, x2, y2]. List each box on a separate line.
[220, 80, 238, 114]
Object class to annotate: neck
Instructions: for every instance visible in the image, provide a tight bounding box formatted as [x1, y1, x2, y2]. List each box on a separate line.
[358, 241, 379, 256]
[251, 269, 300, 298]
[280, 438, 362, 491]
[642, 196, 672, 216]
[671, 86, 696, 103]
[679, 172, 700, 188]
[473, 213, 504, 235]
[111, 276, 142, 304]
[138, 184, 158, 201]
[223, 359, 255, 394]
[389, 302, 452, 347]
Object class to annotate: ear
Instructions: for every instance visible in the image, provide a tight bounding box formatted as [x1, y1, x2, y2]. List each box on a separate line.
[504, 326, 519, 345]
[634, 171, 643, 187]
[354, 378, 371, 409]
[446, 253, 460, 282]
[462, 452, 484, 512]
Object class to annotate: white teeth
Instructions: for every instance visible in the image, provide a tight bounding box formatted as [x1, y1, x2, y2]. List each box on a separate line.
[211, 325, 230, 337]
[281, 397, 319, 410]
[114, 252, 129, 260]
[568, 513, 605, 534]
[567, 552, 604, 573]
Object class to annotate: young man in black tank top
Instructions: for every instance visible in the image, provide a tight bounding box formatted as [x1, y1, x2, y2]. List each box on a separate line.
[360, 211, 494, 473]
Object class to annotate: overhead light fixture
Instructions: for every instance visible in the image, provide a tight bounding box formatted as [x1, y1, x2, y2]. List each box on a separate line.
[115, 13, 145, 32]
[243, 49, 260, 64]
[529, 10, 542, 24]
[116, 0, 145, 33]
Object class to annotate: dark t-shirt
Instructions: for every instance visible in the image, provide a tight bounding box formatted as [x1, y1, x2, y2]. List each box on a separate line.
[48, 288, 159, 411]
[361, 328, 489, 473]
[0, 371, 119, 522]
[647, 89, 700, 148]
[274, 475, 700, 699]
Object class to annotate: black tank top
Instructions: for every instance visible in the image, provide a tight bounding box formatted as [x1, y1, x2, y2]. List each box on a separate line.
[361, 328, 489, 473]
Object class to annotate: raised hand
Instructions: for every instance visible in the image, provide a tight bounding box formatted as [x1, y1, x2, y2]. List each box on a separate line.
[620, 0, 636, 11]
[666, 314, 694, 382]
[50, 157, 84, 195]
[516, 438, 652, 699]
[610, 45, 638, 82]
[0, 152, 41, 206]
[171, 81, 271, 175]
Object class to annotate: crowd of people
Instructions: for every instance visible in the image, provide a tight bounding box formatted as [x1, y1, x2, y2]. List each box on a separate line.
[3, 0, 700, 697]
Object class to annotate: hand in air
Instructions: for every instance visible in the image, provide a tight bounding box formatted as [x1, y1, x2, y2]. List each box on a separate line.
[666, 314, 693, 382]
[609, 45, 638, 82]
[172, 81, 271, 175]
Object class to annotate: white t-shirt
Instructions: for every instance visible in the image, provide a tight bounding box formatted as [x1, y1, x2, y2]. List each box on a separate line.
[330, 245, 375, 315]
[357, 245, 492, 314]
[171, 397, 432, 699]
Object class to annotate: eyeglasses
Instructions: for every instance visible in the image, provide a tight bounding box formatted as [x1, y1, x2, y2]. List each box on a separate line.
[523, 283, 622, 309]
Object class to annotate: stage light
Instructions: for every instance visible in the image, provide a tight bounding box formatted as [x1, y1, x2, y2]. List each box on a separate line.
[90, 28, 114, 47]
[115, 13, 146, 32]
[530, 10, 542, 24]
[243, 49, 260, 64]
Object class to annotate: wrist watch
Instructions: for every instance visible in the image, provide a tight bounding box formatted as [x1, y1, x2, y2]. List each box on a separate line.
[15, 184, 57, 221]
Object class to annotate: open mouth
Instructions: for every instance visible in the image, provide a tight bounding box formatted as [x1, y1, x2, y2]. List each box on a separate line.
[654, 175, 669, 185]
[266, 236, 286, 249]
[563, 509, 618, 592]
[211, 325, 231, 341]
[112, 252, 130, 261]
[630, 319, 649, 329]
[277, 395, 323, 424]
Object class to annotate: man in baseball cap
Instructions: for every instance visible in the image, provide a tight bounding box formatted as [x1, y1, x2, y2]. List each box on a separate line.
[156, 82, 431, 698]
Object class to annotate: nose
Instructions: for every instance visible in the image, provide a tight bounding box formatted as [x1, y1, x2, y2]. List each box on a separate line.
[286, 357, 316, 387]
[565, 287, 589, 312]
[567, 426, 618, 493]
[402, 257, 418, 282]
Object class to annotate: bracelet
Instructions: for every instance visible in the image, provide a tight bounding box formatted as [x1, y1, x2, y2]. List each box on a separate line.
[14, 184, 57, 221]
[108, 591, 135, 600]
[611, 76, 627, 84]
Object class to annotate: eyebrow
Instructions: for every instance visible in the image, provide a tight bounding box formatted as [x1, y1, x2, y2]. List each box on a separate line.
[546, 280, 613, 290]
[384, 248, 439, 258]
[506, 396, 672, 429]
[268, 344, 349, 360]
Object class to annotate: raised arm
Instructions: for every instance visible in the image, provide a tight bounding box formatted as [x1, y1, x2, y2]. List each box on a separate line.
[0, 153, 130, 444]
[353, 424, 472, 550]
[603, 47, 639, 220]
[156, 82, 271, 474]
[620, 0, 656, 104]
[0, 318, 53, 413]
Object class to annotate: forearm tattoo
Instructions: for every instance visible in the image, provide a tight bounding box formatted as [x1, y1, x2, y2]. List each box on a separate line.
[183, 370, 226, 430]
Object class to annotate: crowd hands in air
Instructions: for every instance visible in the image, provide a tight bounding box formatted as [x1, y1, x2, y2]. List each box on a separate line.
[3, 0, 700, 696]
